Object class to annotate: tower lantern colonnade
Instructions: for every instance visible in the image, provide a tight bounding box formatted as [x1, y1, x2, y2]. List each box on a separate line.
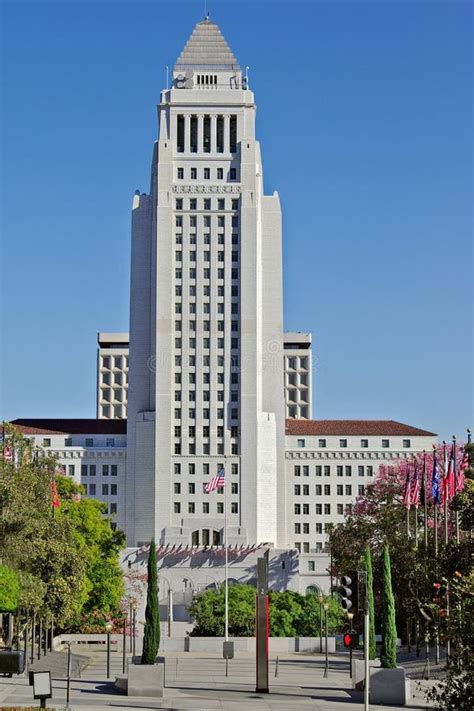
[126, 17, 286, 549]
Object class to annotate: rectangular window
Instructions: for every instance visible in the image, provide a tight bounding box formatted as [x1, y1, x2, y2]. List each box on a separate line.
[230, 167, 237, 180]
[315, 504, 322, 515]
[89, 465, 96, 477]
[337, 466, 343, 477]
[229, 115, 237, 152]
[110, 503, 117, 514]
[318, 439, 326, 448]
[337, 504, 344, 515]
[217, 167, 224, 179]
[89, 484, 96, 495]
[294, 485, 301, 496]
[68, 465, 75, 477]
[174, 502, 181, 514]
[361, 439, 369, 448]
[297, 439, 305, 448]
[111, 484, 117, 496]
[294, 523, 301, 534]
[102, 465, 109, 476]
[316, 523, 323, 534]
[358, 485, 365, 495]
[345, 466, 352, 477]
[217, 502, 224, 514]
[302, 504, 309, 515]
[358, 465, 364, 477]
[308, 560, 315, 572]
[177, 115, 185, 152]
[81, 465, 87, 477]
[324, 504, 331, 515]
[174, 483, 181, 494]
[324, 485, 331, 495]
[294, 504, 301, 515]
[177, 167, 184, 179]
[315, 485, 322, 495]
[110, 465, 117, 476]
[324, 466, 330, 476]
[102, 484, 109, 495]
[403, 439, 411, 448]
[337, 485, 343, 495]
[190, 115, 197, 152]
[367, 466, 374, 477]
[202, 502, 209, 514]
[382, 439, 390, 448]
[315, 466, 322, 477]
[339, 439, 347, 448]
[174, 463, 181, 475]
[188, 502, 195, 514]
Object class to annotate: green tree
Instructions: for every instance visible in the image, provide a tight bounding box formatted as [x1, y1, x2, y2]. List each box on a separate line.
[380, 545, 397, 668]
[141, 539, 160, 664]
[364, 546, 376, 659]
[0, 565, 20, 612]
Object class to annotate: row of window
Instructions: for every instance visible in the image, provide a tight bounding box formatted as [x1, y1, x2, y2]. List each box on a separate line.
[175, 232, 239, 245]
[294, 484, 365, 496]
[174, 501, 239, 514]
[287, 405, 309, 419]
[174, 337, 240, 350]
[87, 483, 118, 496]
[174, 425, 239, 437]
[297, 544, 325, 555]
[294, 522, 327, 534]
[286, 357, 309, 370]
[175, 355, 239, 367]
[174, 462, 238, 475]
[175, 268, 239, 280]
[175, 250, 239, 263]
[43, 437, 121, 448]
[101, 405, 125, 419]
[101, 372, 127, 385]
[173, 408, 239, 421]
[174, 482, 238, 494]
[176, 199, 240, 216]
[100, 356, 128, 370]
[174, 442, 238, 455]
[174, 390, 238, 402]
[287, 390, 308, 403]
[296, 438, 411, 449]
[177, 166, 238, 181]
[294, 464, 374, 477]
[175, 319, 239, 332]
[286, 372, 309, 386]
[294, 503, 353, 515]
[100, 388, 127, 403]
[81, 464, 118, 476]
[175, 372, 239, 385]
[176, 215, 237, 229]
[175, 286, 239, 298]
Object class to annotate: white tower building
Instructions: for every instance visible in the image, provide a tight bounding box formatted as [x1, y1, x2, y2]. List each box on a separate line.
[125, 18, 286, 548]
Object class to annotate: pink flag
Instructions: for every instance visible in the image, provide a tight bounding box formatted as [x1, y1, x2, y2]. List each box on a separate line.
[447, 445, 456, 499]
[403, 466, 411, 510]
[4, 445, 12, 463]
[411, 463, 420, 508]
[457, 449, 469, 493]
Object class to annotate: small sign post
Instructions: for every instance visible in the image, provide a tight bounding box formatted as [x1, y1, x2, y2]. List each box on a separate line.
[255, 550, 269, 693]
[32, 670, 52, 708]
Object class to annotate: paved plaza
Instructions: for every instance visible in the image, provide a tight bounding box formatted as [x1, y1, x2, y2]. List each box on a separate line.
[0, 646, 439, 710]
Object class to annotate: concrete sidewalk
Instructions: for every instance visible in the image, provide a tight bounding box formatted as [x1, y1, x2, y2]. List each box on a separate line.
[0, 649, 437, 710]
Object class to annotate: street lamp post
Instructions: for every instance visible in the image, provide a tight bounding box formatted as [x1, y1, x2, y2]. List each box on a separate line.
[323, 604, 329, 678]
[319, 595, 324, 654]
[105, 622, 113, 679]
[122, 616, 126, 674]
[129, 601, 133, 653]
[132, 602, 137, 658]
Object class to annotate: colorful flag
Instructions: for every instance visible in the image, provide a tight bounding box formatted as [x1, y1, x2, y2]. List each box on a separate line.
[431, 450, 441, 505]
[457, 448, 469, 493]
[4, 445, 12, 463]
[411, 462, 420, 508]
[205, 467, 225, 493]
[403, 465, 411, 510]
[420, 463, 426, 507]
[446, 445, 456, 499]
[51, 481, 60, 509]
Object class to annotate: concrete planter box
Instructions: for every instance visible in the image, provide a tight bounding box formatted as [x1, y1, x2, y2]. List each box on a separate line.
[352, 657, 380, 690]
[127, 663, 164, 697]
[369, 667, 410, 706]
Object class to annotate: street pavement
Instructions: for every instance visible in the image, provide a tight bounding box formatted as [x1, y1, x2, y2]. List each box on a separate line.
[0, 646, 440, 710]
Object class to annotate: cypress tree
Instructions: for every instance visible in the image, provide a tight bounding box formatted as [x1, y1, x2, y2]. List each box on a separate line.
[380, 544, 397, 669]
[141, 538, 160, 664]
[364, 546, 377, 660]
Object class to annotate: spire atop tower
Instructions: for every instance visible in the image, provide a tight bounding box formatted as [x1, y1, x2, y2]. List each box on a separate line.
[174, 18, 241, 71]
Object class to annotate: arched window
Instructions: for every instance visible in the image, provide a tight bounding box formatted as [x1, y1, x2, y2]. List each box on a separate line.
[305, 585, 321, 596]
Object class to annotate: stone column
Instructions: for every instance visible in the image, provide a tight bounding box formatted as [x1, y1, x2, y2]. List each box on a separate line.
[198, 114, 204, 154]
[211, 114, 218, 155]
[224, 115, 230, 154]
[184, 114, 191, 154]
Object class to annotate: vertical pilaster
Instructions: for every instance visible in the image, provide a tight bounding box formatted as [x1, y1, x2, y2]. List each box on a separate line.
[211, 114, 218, 154]
[223, 115, 230, 154]
[198, 114, 204, 154]
[184, 114, 191, 154]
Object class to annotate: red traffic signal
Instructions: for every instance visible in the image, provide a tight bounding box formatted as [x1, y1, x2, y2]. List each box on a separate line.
[343, 631, 359, 649]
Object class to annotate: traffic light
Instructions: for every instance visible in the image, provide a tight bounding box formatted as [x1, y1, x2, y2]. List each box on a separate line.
[343, 631, 359, 649]
[340, 571, 358, 611]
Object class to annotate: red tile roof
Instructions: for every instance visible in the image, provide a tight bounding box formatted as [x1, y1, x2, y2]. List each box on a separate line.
[10, 419, 127, 435]
[285, 419, 437, 437]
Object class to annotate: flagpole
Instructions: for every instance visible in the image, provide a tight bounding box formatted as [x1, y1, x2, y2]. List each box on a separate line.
[224, 456, 229, 643]
[423, 451, 428, 549]
[443, 441, 448, 545]
[433, 446, 438, 556]
[452, 435, 460, 544]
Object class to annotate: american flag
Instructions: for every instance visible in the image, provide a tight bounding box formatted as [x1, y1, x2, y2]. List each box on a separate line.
[205, 467, 225, 493]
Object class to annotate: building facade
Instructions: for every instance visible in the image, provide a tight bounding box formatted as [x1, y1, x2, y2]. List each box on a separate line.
[96, 333, 129, 419]
[97, 331, 312, 420]
[126, 18, 286, 548]
[284, 333, 312, 419]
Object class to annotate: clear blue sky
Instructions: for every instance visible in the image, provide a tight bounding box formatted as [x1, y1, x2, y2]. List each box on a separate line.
[1, 0, 472, 440]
